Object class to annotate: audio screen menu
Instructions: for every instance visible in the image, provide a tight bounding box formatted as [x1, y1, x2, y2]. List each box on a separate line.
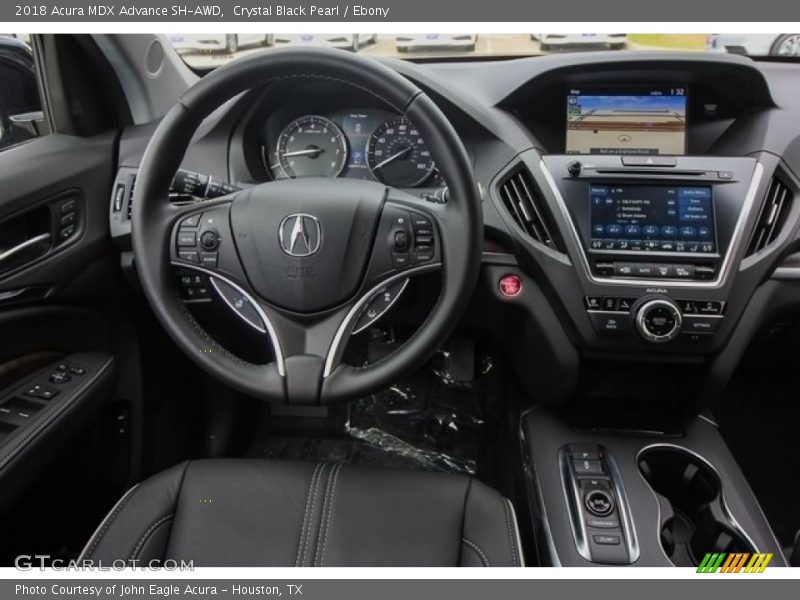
[589, 184, 716, 254]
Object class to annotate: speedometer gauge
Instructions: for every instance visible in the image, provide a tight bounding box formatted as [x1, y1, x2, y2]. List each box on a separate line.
[367, 117, 435, 187]
[276, 115, 348, 179]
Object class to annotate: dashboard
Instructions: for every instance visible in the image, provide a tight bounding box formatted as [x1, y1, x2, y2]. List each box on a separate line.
[110, 50, 800, 408]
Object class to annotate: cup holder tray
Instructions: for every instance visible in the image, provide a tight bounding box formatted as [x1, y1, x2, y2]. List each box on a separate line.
[638, 446, 756, 567]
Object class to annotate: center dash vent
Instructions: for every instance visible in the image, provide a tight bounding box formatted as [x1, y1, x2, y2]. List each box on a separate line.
[498, 165, 564, 251]
[747, 176, 793, 255]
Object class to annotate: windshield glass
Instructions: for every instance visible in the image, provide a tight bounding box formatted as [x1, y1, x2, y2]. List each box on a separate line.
[167, 33, 800, 69]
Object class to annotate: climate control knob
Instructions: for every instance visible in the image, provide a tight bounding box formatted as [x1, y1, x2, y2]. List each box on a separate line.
[635, 299, 682, 343]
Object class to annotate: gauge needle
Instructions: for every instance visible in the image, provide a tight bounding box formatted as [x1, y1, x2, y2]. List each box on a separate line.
[281, 147, 323, 158]
[373, 146, 411, 170]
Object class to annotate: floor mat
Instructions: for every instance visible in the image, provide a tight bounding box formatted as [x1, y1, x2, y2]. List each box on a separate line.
[248, 346, 500, 477]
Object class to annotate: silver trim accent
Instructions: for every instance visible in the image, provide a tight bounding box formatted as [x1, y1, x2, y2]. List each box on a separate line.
[605, 448, 641, 564]
[504, 498, 527, 567]
[323, 263, 440, 377]
[209, 277, 266, 334]
[351, 277, 410, 335]
[539, 160, 765, 289]
[636, 443, 763, 561]
[635, 299, 682, 343]
[0, 233, 51, 268]
[170, 261, 286, 377]
[772, 266, 800, 280]
[518, 413, 562, 566]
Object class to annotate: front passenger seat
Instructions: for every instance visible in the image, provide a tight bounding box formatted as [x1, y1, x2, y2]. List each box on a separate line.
[80, 460, 523, 567]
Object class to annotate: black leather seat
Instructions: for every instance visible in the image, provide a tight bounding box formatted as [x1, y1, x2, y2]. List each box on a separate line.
[80, 460, 523, 567]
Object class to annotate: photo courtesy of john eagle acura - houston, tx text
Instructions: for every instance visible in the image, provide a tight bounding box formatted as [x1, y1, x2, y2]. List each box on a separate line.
[1, 29, 800, 574]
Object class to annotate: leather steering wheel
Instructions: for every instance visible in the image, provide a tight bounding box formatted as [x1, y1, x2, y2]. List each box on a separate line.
[131, 47, 481, 404]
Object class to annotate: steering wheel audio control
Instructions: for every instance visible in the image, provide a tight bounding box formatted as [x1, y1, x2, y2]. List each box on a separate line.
[635, 298, 682, 343]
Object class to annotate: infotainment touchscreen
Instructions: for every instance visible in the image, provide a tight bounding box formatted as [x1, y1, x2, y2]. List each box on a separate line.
[566, 86, 687, 155]
[589, 184, 716, 254]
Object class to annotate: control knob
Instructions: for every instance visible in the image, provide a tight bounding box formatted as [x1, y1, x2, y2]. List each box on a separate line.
[635, 298, 682, 343]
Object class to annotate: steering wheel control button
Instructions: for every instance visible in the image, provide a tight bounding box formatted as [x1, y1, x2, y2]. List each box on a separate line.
[412, 251, 434, 265]
[177, 231, 197, 247]
[177, 271, 211, 301]
[181, 213, 202, 228]
[48, 371, 71, 384]
[200, 253, 219, 268]
[498, 274, 523, 298]
[200, 230, 220, 251]
[178, 251, 200, 263]
[353, 279, 409, 334]
[573, 459, 605, 476]
[393, 231, 409, 251]
[585, 490, 615, 517]
[211, 277, 264, 333]
[636, 299, 682, 343]
[391, 253, 410, 268]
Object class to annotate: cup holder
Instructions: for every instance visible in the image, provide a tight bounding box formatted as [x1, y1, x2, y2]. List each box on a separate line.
[638, 446, 755, 567]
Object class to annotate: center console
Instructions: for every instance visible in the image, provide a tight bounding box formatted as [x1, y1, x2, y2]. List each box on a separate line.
[531, 154, 765, 353]
[522, 409, 787, 567]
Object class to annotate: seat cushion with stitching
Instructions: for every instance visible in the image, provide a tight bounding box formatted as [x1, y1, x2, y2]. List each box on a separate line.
[80, 459, 522, 567]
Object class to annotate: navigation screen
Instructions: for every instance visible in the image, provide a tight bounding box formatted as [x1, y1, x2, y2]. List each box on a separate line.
[566, 86, 687, 155]
[589, 184, 716, 254]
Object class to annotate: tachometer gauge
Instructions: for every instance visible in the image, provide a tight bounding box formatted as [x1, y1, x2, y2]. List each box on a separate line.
[367, 117, 435, 187]
[275, 115, 348, 179]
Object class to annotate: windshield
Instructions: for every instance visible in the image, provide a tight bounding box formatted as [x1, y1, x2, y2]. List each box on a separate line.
[167, 33, 800, 69]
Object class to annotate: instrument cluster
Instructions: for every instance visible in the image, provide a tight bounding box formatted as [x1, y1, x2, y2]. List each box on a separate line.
[261, 108, 443, 189]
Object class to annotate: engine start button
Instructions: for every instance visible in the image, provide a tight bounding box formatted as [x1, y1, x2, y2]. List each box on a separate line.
[498, 274, 522, 298]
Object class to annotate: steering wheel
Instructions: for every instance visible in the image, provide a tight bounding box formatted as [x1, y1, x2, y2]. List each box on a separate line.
[131, 47, 481, 404]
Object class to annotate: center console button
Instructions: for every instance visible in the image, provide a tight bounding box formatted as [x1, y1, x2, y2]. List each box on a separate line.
[636, 298, 682, 343]
[683, 316, 721, 334]
[614, 263, 635, 276]
[588, 313, 627, 337]
[633, 263, 657, 277]
[585, 297, 602, 310]
[674, 265, 695, 278]
[586, 517, 621, 529]
[696, 301, 724, 315]
[570, 445, 600, 461]
[573, 459, 604, 475]
[593, 534, 621, 545]
[601, 297, 617, 311]
[584, 489, 615, 516]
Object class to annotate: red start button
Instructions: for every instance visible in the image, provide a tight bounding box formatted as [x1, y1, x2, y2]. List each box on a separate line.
[498, 274, 522, 298]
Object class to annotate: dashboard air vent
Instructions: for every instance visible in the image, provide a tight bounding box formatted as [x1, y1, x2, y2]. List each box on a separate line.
[498, 165, 563, 251]
[747, 176, 793, 255]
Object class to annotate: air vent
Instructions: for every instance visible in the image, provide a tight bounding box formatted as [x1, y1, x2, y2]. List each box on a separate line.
[498, 165, 563, 251]
[747, 176, 793, 255]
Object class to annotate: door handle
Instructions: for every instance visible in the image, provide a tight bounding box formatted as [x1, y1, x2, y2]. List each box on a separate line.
[0, 233, 51, 274]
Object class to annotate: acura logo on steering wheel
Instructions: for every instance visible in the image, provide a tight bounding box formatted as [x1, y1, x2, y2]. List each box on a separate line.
[278, 213, 322, 257]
